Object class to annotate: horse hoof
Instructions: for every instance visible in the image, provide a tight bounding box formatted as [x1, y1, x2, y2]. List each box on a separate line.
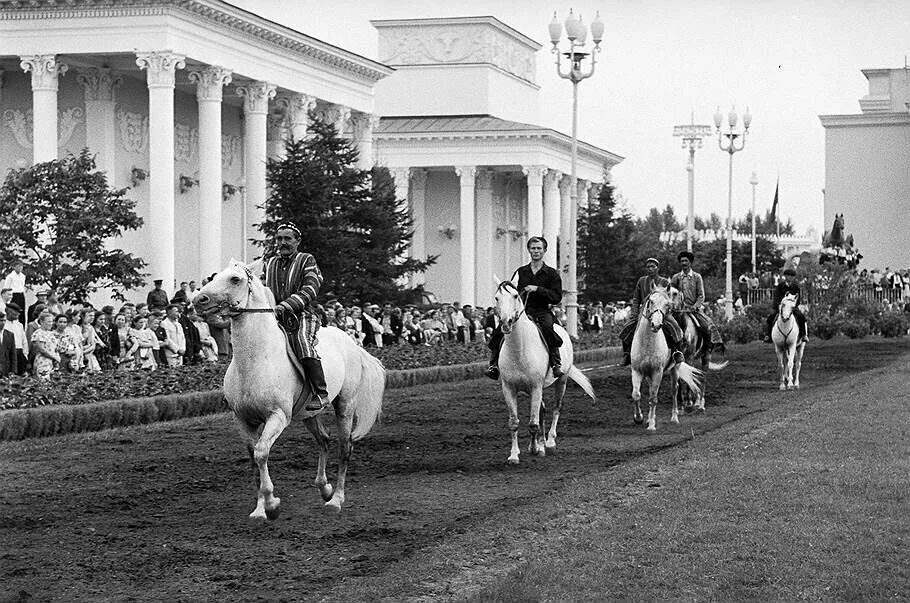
[248, 510, 267, 521]
[646, 426, 657, 432]
[265, 503, 281, 521]
[545, 443, 556, 453]
[779, 384, 787, 391]
[317, 483, 334, 502]
[633, 415, 644, 425]
[671, 416, 680, 425]
[507, 456, 520, 465]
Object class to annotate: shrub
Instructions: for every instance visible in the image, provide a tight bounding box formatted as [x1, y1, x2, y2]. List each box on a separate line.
[810, 313, 839, 340]
[841, 319, 870, 339]
[744, 300, 773, 323]
[876, 311, 908, 338]
[721, 315, 761, 344]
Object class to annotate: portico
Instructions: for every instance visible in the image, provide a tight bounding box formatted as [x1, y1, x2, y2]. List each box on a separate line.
[0, 0, 390, 297]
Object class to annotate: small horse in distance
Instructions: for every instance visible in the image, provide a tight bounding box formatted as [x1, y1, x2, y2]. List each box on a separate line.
[194, 259, 385, 519]
[630, 285, 703, 431]
[772, 293, 806, 390]
[492, 277, 595, 464]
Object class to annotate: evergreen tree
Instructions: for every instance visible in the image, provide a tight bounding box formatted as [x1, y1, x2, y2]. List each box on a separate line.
[259, 114, 433, 304]
[578, 178, 638, 302]
[0, 150, 146, 303]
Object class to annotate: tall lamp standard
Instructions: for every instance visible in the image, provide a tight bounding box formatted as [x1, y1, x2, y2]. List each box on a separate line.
[549, 8, 604, 339]
[673, 116, 713, 252]
[714, 105, 751, 320]
[749, 171, 758, 274]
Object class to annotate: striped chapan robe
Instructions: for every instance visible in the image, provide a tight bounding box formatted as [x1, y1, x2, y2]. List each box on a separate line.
[265, 251, 324, 359]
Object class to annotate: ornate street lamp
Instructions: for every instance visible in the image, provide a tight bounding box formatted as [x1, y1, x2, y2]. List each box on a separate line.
[549, 8, 603, 339]
[714, 105, 751, 320]
[673, 115, 713, 252]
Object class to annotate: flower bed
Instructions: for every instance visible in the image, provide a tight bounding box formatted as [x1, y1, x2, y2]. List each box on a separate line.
[0, 330, 618, 412]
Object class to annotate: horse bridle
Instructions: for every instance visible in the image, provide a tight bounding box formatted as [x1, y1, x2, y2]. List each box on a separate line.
[206, 265, 275, 318]
[643, 291, 668, 332]
[496, 281, 529, 333]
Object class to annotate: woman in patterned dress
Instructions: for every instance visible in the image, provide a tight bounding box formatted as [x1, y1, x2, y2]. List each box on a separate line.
[30, 312, 59, 380]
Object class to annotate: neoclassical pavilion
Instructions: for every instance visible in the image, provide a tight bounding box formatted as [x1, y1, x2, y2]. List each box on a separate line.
[0, 0, 389, 295]
[372, 17, 622, 306]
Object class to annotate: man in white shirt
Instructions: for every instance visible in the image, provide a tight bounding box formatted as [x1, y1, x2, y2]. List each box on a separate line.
[3, 303, 28, 375]
[3, 260, 26, 325]
[161, 304, 187, 367]
[0, 287, 11, 315]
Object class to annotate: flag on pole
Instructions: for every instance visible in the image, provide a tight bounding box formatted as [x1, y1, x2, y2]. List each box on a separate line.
[770, 178, 779, 221]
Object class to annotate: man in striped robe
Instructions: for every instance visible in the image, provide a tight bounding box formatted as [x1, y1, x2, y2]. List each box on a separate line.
[265, 224, 329, 412]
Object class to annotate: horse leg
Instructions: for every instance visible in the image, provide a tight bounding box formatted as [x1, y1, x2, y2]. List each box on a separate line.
[786, 343, 797, 390]
[545, 376, 568, 451]
[631, 370, 644, 425]
[303, 416, 334, 502]
[670, 367, 680, 425]
[793, 343, 805, 389]
[528, 386, 545, 457]
[250, 410, 289, 520]
[775, 347, 787, 391]
[501, 383, 521, 464]
[325, 412, 355, 513]
[647, 370, 663, 432]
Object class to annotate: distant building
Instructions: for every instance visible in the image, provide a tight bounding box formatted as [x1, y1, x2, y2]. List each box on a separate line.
[819, 66, 910, 270]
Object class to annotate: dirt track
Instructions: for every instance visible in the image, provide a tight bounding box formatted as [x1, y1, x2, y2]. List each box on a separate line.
[1, 339, 906, 601]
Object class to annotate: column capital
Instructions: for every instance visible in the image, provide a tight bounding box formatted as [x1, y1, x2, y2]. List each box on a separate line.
[315, 103, 351, 134]
[558, 173, 573, 194]
[20, 54, 67, 92]
[350, 111, 381, 140]
[187, 65, 232, 102]
[390, 166, 410, 185]
[410, 168, 428, 189]
[236, 81, 276, 115]
[476, 168, 494, 190]
[576, 179, 591, 195]
[455, 166, 477, 183]
[277, 93, 318, 129]
[545, 168, 563, 188]
[521, 164, 547, 184]
[136, 51, 185, 87]
[75, 67, 122, 102]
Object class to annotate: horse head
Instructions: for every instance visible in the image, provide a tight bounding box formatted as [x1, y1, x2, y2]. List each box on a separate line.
[779, 292, 798, 320]
[194, 258, 267, 317]
[493, 278, 524, 334]
[643, 285, 672, 333]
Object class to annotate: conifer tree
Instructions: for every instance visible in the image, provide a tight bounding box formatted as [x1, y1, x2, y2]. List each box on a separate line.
[578, 178, 638, 302]
[260, 114, 433, 304]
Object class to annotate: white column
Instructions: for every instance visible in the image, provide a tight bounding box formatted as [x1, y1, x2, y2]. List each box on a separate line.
[137, 51, 185, 292]
[543, 169, 562, 265]
[475, 169, 495, 305]
[284, 93, 317, 141]
[557, 174, 572, 272]
[188, 66, 232, 278]
[237, 81, 276, 259]
[410, 169, 428, 286]
[455, 166, 476, 306]
[21, 54, 67, 163]
[351, 112, 380, 170]
[76, 67, 121, 179]
[523, 165, 545, 239]
[266, 107, 286, 160]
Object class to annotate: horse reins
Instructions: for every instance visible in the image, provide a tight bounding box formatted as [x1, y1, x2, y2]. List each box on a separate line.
[210, 265, 275, 318]
[496, 281, 530, 331]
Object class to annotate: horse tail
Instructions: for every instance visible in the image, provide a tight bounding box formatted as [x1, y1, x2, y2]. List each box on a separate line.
[567, 365, 596, 400]
[350, 348, 386, 441]
[707, 359, 730, 371]
[675, 361, 704, 398]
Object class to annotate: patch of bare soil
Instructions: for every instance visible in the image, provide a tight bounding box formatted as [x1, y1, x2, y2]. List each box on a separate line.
[0, 338, 906, 601]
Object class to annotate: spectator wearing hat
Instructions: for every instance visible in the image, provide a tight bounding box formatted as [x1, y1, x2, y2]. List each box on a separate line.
[0, 312, 18, 377]
[172, 281, 190, 305]
[764, 268, 807, 343]
[147, 279, 169, 311]
[671, 250, 726, 356]
[28, 290, 49, 323]
[619, 257, 686, 366]
[3, 260, 27, 325]
[4, 303, 28, 375]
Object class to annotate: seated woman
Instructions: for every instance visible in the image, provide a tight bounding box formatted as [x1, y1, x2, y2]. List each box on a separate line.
[420, 309, 445, 346]
[54, 314, 81, 374]
[30, 312, 60, 380]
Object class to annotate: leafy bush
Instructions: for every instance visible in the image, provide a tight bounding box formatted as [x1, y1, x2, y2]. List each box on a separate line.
[721, 315, 762, 344]
[744, 300, 773, 323]
[875, 311, 908, 338]
[841, 319, 870, 339]
[810, 313, 839, 340]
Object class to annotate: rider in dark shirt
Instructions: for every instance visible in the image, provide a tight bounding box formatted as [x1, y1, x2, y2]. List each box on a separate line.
[764, 267, 807, 343]
[485, 236, 564, 380]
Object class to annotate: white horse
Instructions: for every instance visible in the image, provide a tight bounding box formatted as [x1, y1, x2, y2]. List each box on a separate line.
[772, 293, 806, 390]
[493, 278, 595, 464]
[630, 285, 704, 431]
[194, 259, 385, 519]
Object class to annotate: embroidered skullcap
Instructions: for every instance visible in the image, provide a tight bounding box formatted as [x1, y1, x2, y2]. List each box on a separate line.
[677, 251, 695, 262]
[645, 257, 660, 266]
[276, 223, 302, 238]
[783, 268, 797, 276]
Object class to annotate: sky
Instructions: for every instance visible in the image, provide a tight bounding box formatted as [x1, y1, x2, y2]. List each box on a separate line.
[231, 0, 910, 236]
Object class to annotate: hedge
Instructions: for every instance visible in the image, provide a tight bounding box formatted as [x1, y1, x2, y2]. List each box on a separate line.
[0, 346, 621, 441]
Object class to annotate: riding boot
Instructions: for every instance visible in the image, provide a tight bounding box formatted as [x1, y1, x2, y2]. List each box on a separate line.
[301, 358, 330, 411]
[549, 347, 564, 378]
[484, 342, 501, 380]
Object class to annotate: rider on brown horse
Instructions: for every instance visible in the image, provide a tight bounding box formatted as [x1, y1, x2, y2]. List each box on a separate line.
[670, 250, 726, 357]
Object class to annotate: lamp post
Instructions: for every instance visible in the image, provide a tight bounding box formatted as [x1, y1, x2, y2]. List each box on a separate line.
[673, 116, 713, 252]
[549, 8, 603, 339]
[714, 105, 751, 320]
[749, 171, 758, 274]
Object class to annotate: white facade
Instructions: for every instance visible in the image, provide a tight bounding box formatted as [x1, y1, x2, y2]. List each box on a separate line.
[819, 67, 910, 270]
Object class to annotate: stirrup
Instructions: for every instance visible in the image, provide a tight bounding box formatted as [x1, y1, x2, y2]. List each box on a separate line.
[303, 394, 329, 412]
[484, 365, 500, 380]
[551, 363, 564, 378]
[671, 350, 685, 364]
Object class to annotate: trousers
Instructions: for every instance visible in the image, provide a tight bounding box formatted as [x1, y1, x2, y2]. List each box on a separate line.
[487, 310, 563, 357]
